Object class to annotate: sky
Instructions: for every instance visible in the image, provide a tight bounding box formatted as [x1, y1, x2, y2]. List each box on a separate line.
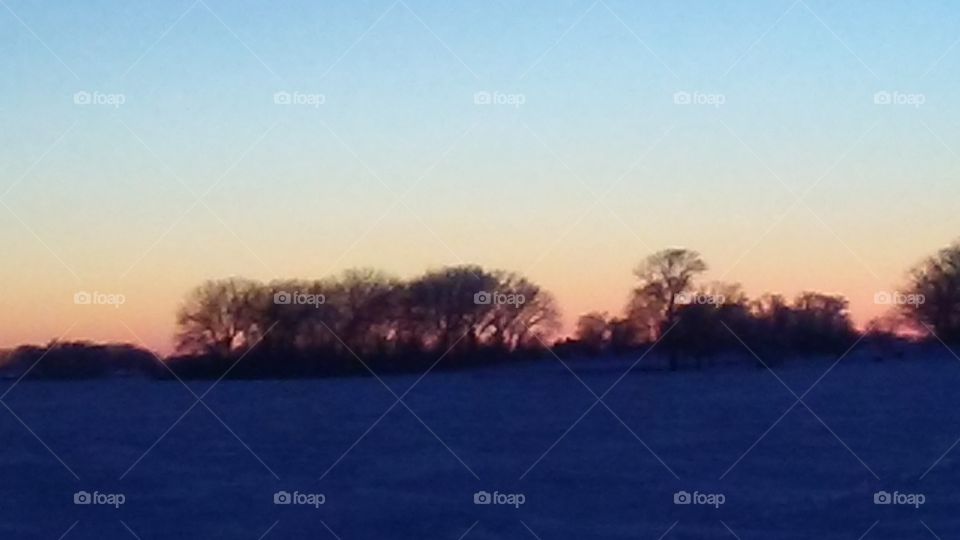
[2, 0, 960, 353]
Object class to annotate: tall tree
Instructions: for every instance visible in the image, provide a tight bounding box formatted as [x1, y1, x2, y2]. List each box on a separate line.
[481, 271, 560, 350]
[627, 249, 707, 369]
[175, 278, 263, 356]
[328, 268, 403, 354]
[629, 248, 708, 339]
[575, 311, 611, 353]
[903, 240, 960, 342]
[405, 265, 499, 353]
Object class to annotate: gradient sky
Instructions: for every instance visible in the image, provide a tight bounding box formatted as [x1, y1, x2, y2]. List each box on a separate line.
[2, 0, 960, 353]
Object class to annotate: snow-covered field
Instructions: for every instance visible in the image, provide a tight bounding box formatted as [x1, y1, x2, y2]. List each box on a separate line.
[2, 351, 959, 539]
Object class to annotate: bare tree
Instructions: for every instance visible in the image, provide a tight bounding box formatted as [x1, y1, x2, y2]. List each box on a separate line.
[403, 266, 560, 354]
[903, 241, 960, 342]
[481, 271, 561, 350]
[405, 265, 498, 353]
[789, 291, 856, 352]
[627, 249, 707, 369]
[174, 278, 264, 356]
[629, 248, 708, 339]
[608, 317, 645, 351]
[327, 268, 404, 354]
[575, 311, 611, 353]
[624, 289, 665, 344]
[258, 278, 336, 354]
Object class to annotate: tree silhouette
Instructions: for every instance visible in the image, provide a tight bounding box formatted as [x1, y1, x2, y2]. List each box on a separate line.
[482, 271, 560, 351]
[789, 291, 856, 353]
[405, 265, 499, 353]
[629, 248, 707, 369]
[175, 277, 263, 356]
[404, 266, 560, 354]
[575, 311, 611, 353]
[629, 249, 707, 334]
[328, 268, 404, 355]
[903, 240, 960, 342]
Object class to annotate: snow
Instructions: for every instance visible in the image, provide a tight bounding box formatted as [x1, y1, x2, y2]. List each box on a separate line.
[1, 351, 959, 539]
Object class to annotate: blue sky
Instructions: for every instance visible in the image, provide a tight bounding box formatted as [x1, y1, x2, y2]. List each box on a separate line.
[2, 0, 960, 350]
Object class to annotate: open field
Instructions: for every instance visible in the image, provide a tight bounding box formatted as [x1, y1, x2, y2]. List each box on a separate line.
[2, 351, 959, 539]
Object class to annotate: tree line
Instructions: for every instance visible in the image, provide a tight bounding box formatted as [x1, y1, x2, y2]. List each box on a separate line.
[3, 239, 960, 379]
[566, 249, 859, 368]
[166, 266, 560, 377]
[567, 241, 960, 368]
